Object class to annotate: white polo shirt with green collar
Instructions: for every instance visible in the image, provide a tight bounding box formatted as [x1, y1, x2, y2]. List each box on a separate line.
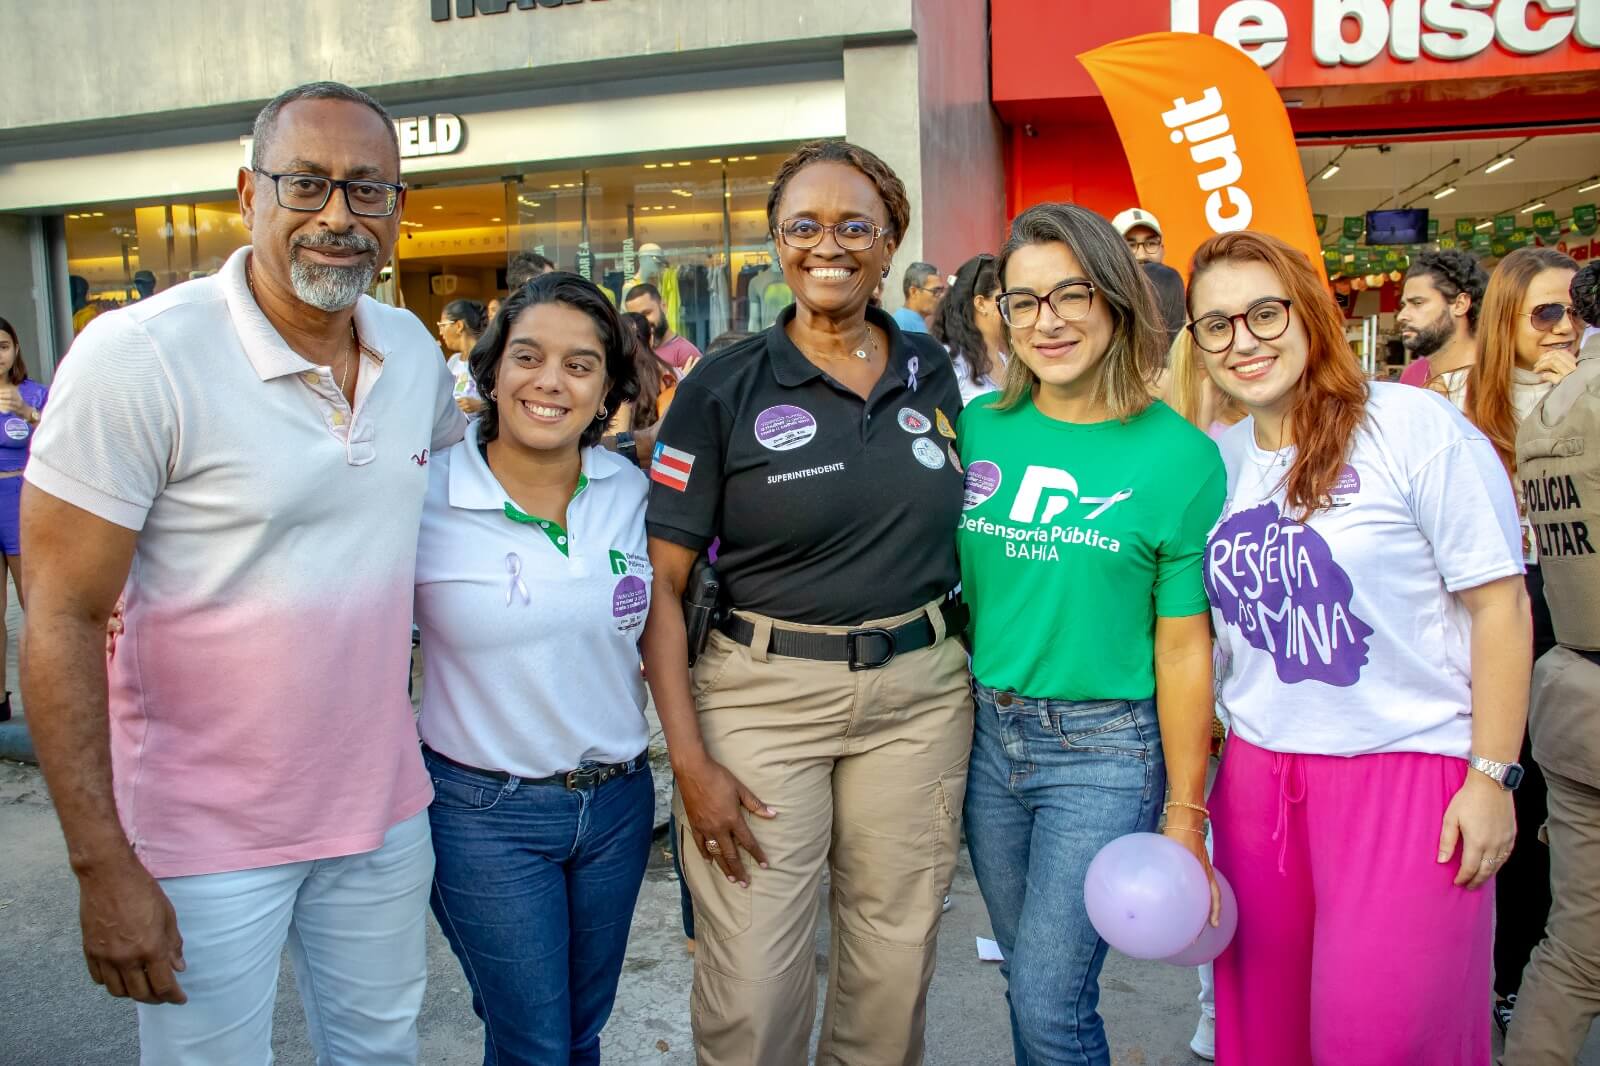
[414, 421, 653, 779]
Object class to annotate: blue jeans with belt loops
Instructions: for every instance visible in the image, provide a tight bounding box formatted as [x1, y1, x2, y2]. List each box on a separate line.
[963, 683, 1166, 1066]
[425, 749, 654, 1066]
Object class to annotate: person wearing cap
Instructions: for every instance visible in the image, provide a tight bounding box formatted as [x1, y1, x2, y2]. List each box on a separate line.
[1500, 266, 1600, 1066]
[1113, 208, 1165, 266]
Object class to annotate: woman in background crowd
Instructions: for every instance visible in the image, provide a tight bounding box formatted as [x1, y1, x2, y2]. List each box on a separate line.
[932, 253, 1007, 403]
[440, 298, 488, 415]
[611, 310, 678, 432]
[1464, 245, 1580, 1032]
[0, 316, 44, 723]
[1188, 231, 1529, 1065]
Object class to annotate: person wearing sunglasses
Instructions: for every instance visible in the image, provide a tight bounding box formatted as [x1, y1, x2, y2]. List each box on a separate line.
[1187, 231, 1529, 1065]
[643, 139, 971, 1064]
[21, 82, 464, 1064]
[957, 203, 1223, 1066]
[1458, 245, 1581, 1034]
[893, 260, 946, 334]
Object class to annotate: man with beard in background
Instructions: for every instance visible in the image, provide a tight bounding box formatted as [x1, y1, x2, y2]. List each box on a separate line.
[21, 81, 464, 1064]
[1397, 249, 1489, 409]
[625, 281, 701, 374]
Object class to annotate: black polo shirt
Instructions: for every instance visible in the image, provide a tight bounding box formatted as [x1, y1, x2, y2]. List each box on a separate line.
[646, 304, 965, 626]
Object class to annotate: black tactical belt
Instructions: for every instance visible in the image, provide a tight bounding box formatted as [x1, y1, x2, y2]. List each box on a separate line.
[718, 598, 968, 671]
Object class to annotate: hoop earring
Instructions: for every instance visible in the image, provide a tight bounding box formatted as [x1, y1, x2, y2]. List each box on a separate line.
[489, 388, 498, 401]
[596, 405, 609, 422]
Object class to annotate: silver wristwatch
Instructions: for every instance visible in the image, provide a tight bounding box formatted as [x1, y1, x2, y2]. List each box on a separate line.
[1469, 754, 1525, 791]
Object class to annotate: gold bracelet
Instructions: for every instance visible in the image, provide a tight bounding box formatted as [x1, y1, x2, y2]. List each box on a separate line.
[1163, 800, 1209, 819]
[1164, 825, 1207, 836]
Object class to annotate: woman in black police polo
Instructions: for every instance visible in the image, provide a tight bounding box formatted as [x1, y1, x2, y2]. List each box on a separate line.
[639, 140, 971, 1066]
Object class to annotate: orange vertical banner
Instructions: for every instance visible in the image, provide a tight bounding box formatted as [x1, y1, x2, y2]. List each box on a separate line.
[1078, 32, 1324, 281]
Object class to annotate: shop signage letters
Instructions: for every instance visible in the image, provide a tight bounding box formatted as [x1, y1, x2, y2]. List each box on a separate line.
[1171, 0, 1600, 69]
[432, 0, 603, 20]
[396, 115, 464, 158]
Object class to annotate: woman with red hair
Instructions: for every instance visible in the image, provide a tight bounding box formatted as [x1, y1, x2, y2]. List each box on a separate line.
[1187, 231, 1532, 1065]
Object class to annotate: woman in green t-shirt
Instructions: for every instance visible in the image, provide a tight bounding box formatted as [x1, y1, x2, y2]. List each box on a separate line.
[956, 203, 1223, 1066]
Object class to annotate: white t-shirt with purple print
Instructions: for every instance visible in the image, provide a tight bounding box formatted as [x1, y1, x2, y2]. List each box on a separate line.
[1206, 382, 1524, 759]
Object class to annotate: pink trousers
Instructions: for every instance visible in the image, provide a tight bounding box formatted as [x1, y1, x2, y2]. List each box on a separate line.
[1211, 735, 1494, 1066]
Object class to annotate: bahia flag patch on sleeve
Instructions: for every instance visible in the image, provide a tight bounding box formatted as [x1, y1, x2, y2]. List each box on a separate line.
[650, 442, 695, 492]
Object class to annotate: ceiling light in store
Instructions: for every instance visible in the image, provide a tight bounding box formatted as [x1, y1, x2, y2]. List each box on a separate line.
[1432, 187, 1456, 200]
[742, 155, 757, 161]
[490, 217, 501, 223]
[432, 204, 443, 210]
[1580, 178, 1600, 193]
[708, 158, 722, 164]
[1522, 201, 1546, 214]
[563, 182, 577, 188]
[678, 161, 690, 166]
[1476, 220, 1494, 230]
[644, 163, 657, 169]
[660, 162, 675, 168]
[1319, 164, 1340, 180]
[671, 188, 692, 198]
[548, 183, 561, 189]
[1484, 156, 1515, 174]
[668, 205, 678, 210]
[401, 220, 425, 228]
[92, 211, 105, 217]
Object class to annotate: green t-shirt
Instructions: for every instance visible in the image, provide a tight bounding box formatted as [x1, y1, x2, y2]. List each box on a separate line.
[956, 392, 1225, 701]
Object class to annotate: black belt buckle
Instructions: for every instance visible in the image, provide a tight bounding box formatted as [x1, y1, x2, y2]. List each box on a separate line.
[846, 627, 897, 671]
[564, 766, 604, 790]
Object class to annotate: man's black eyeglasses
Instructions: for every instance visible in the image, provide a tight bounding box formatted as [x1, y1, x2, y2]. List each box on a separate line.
[253, 170, 404, 218]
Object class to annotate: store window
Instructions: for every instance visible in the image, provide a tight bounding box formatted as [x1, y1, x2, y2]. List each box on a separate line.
[62, 143, 806, 348]
[64, 201, 248, 333]
[505, 148, 797, 348]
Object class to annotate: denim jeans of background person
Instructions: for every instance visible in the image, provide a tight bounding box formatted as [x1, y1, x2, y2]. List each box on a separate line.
[413, 273, 655, 1066]
[957, 202, 1225, 1066]
[20, 82, 465, 1066]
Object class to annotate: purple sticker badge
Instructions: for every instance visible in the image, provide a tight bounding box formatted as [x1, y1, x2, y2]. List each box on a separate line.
[1205, 502, 1374, 686]
[1331, 464, 1361, 496]
[754, 405, 818, 451]
[963, 460, 1002, 511]
[612, 575, 649, 632]
[2, 418, 27, 442]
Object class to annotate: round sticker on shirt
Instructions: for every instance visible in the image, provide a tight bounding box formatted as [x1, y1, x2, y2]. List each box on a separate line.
[897, 407, 932, 435]
[962, 460, 1002, 510]
[2, 417, 28, 442]
[912, 436, 945, 470]
[754, 405, 818, 451]
[611, 575, 649, 634]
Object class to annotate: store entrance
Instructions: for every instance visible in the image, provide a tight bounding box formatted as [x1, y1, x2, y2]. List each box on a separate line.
[1302, 129, 1600, 377]
[394, 181, 509, 346]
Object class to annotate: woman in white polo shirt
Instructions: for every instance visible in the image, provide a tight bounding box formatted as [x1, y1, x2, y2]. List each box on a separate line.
[413, 273, 650, 1066]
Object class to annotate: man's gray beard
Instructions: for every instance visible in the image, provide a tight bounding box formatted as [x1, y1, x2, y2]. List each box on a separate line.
[1402, 312, 1453, 359]
[289, 255, 376, 312]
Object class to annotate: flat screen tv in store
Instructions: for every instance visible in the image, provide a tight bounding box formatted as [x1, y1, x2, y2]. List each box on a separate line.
[1366, 209, 1429, 245]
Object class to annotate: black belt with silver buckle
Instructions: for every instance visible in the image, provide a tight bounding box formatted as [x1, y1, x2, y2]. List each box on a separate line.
[421, 744, 646, 790]
[717, 598, 968, 671]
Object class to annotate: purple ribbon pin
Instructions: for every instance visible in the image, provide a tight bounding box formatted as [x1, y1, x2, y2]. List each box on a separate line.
[907, 355, 920, 392]
[505, 552, 530, 607]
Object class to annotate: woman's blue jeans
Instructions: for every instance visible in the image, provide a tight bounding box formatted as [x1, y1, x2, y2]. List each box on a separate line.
[425, 748, 654, 1066]
[963, 684, 1165, 1066]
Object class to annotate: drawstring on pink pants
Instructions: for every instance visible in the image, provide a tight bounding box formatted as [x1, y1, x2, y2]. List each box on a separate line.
[1270, 752, 1307, 874]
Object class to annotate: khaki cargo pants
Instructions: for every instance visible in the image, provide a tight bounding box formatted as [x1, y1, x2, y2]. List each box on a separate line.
[675, 600, 974, 1066]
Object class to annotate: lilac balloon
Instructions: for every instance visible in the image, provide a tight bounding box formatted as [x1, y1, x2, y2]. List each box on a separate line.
[1083, 832, 1210, 960]
[1162, 869, 1239, 967]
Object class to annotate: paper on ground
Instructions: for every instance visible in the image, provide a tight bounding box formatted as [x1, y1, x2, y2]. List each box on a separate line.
[976, 937, 1005, 962]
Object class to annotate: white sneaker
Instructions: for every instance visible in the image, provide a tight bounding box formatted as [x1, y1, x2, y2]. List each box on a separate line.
[941, 894, 952, 913]
[1189, 1014, 1215, 1060]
